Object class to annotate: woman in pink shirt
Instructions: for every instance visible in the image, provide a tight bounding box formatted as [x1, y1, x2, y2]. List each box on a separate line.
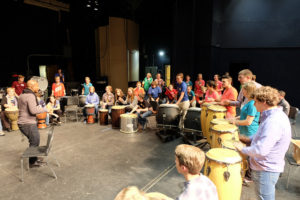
[204, 80, 220, 103]
[194, 73, 205, 101]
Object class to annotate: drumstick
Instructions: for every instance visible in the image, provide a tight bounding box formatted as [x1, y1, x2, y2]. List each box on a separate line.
[129, 105, 138, 114]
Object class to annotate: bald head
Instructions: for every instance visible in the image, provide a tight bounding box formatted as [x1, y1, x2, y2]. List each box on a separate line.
[89, 86, 95, 93]
[27, 80, 39, 93]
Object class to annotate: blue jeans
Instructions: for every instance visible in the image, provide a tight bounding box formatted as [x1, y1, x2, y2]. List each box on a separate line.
[252, 170, 280, 200]
[138, 110, 153, 126]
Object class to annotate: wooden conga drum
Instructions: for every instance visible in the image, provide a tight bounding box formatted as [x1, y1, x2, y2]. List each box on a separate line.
[85, 104, 95, 124]
[99, 109, 108, 125]
[205, 105, 227, 138]
[120, 113, 138, 133]
[36, 112, 47, 129]
[222, 139, 248, 179]
[204, 148, 242, 200]
[208, 118, 230, 145]
[5, 107, 19, 131]
[111, 106, 125, 128]
[200, 102, 212, 138]
[210, 124, 239, 148]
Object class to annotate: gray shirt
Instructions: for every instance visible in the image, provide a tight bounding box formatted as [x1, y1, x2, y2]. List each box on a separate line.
[278, 98, 290, 116]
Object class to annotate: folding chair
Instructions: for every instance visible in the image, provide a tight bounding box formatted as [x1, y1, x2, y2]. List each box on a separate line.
[20, 126, 60, 182]
[64, 96, 80, 123]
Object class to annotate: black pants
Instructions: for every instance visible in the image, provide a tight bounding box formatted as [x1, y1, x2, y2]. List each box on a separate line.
[18, 124, 40, 164]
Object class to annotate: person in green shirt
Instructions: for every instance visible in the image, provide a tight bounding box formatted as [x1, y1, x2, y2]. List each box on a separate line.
[142, 73, 153, 94]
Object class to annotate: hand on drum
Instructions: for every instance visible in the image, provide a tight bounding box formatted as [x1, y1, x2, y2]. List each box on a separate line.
[233, 141, 244, 151]
[220, 100, 230, 106]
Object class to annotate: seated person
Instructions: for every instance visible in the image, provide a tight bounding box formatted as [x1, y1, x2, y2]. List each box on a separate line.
[136, 93, 153, 130]
[175, 144, 218, 200]
[1, 87, 18, 132]
[148, 81, 162, 102]
[114, 88, 127, 105]
[187, 85, 196, 107]
[165, 84, 177, 104]
[124, 87, 138, 112]
[133, 81, 145, 97]
[198, 80, 219, 104]
[84, 86, 100, 121]
[46, 96, 63, 124]
[114, 186, 173, 200]
[101, 85, 114, 114]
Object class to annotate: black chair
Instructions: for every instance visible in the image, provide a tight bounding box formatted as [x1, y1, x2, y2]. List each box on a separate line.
[288, 106, 299, 137]
[20, 126, 60, 182]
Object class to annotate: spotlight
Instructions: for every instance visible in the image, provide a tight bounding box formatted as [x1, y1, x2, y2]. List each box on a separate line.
[94, 7, 98, 11]
[159, 51, 165, 56]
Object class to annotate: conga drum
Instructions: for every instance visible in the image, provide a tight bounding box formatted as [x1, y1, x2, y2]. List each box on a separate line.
[120, 113, 138, 133]
[5, 107, 19, 131]
[111, 106, 125, 128]
[200, 103, 212, 138]
[208, 118, 230, 145]
[204, 148, 242, 200]
[36, 112, 47, 129]
[222, 139, 248, 179]
[99, 109, 108, 125]
[205, 105, 227, 138]
[184, 107, 202, 132]
[156, 104, 180, 128]
[210, 124, 239, 148]
[85, 104, 95, 124]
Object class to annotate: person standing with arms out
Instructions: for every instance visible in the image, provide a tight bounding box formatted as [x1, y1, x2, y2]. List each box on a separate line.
[233, 86, 291, 200]
[176, 73, 190, 129]
[12, 75, 27, 97]
[54, 68, 65, 83]
[217, 75, 238, 118]
[51, 76, 66, 99]
[142, 73, 153, 97]
[194, 73, 205, 104]
[82, 77, 93, 96]
[18, 80, 48, 168]
[214, 74, 223, 95]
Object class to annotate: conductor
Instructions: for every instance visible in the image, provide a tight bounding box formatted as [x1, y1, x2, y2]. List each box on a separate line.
[18, 80, 48, 168]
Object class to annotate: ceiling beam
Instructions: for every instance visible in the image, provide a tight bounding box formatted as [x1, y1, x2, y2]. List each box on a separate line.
[24, 0, 70, 12]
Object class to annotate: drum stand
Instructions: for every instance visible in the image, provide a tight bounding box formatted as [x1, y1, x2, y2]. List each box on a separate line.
[156, 114, 180, 143]
[181, 130, 208, 149]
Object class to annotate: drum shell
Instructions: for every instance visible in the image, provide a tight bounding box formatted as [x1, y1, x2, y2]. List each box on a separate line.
[111, 108, 125, 128]
[208, 119, 230, 145]
[156, 105, 180, 127]
[200, 104, 211, 138]
[86, 107, 95, 115]
[120, 114, 138, 133]
[204, 149, 242, 200]
[205, 109, 226, 139]
[36, 112, 47, 120]
[184, 108, 201, 132]
[79, 95, 87, 107]
[211, 128, 239, 148]
[36, 112, 47, 129]
[99, 110, 108, 125]
[5, 110, 19, 131]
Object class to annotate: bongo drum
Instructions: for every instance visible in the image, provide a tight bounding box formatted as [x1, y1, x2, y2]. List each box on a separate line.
[5, 107, 19, 131]
[99, 109, 108, 125]
[156, 104, 180, 128]
[222, 139, 248, 179]
[184, 107, 202, 132]
[210, 124, 239, 148]
[208, 118, 230, 145]
[85, 104, 95, 124]
[120, 113, 138, 133]
[205, 105, 227, 138]
[111, 106, 125, 128]
[36, 112, 47, 129]
[200, 103, 212, 138]
[204, 148, 242, 200]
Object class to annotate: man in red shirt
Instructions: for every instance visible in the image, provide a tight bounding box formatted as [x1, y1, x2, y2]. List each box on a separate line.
[218, 75, 238, 118]
[52, 76, 65, 98]
[214, 74, 223, 95]
[12, 75, 27, 97]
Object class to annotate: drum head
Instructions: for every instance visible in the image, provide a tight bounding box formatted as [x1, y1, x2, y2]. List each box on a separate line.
[30, 76, 48, 92]
[211, 124, 238, 133]
[100, 109, 108, 112]
[206, 148, 242, 164]
[5, 107, 18, 112]
[202, 102, 212, 107]
[85, 104, 94, 108]
[208, 105, 227, 112]
[120, 113, 137, 118]
[188, 107, 201, 112]
[222, 140, 245, 150]
[112, 106, 126, 109]
[210, 118, 229, 125]
[159, 104, 179, 108]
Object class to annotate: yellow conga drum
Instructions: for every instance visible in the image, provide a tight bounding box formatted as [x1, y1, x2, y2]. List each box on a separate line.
[208, 118, 230, 145]
[204, 148, 242, 200]
[200, 103, 212, 138]
[210, 124, 239, 148]
[205, 105, 227, 138]
[222, 139, 248, 179]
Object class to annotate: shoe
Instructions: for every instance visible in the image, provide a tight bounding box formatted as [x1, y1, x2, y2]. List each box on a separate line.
[0, 131, 5, 136]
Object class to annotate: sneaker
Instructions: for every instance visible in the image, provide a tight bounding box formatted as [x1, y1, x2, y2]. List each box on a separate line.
[0, 131, 5, 136]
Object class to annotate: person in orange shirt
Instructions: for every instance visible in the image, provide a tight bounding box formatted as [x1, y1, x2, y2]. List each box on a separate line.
[51, 76, 66, 99]
[214, 74, 223, 95]
[133, 81, 145, 97]
[217, 75, 238, 118]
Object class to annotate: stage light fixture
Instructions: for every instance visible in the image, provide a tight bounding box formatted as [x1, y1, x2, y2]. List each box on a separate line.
[159, 51, 165, 56]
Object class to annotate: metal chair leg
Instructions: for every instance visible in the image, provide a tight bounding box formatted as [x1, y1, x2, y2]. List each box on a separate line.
[46, 162, 57, 179]
[20, 158, 24, 182]
[51, 153, 60, 167]
[286, 163, 291, 189]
